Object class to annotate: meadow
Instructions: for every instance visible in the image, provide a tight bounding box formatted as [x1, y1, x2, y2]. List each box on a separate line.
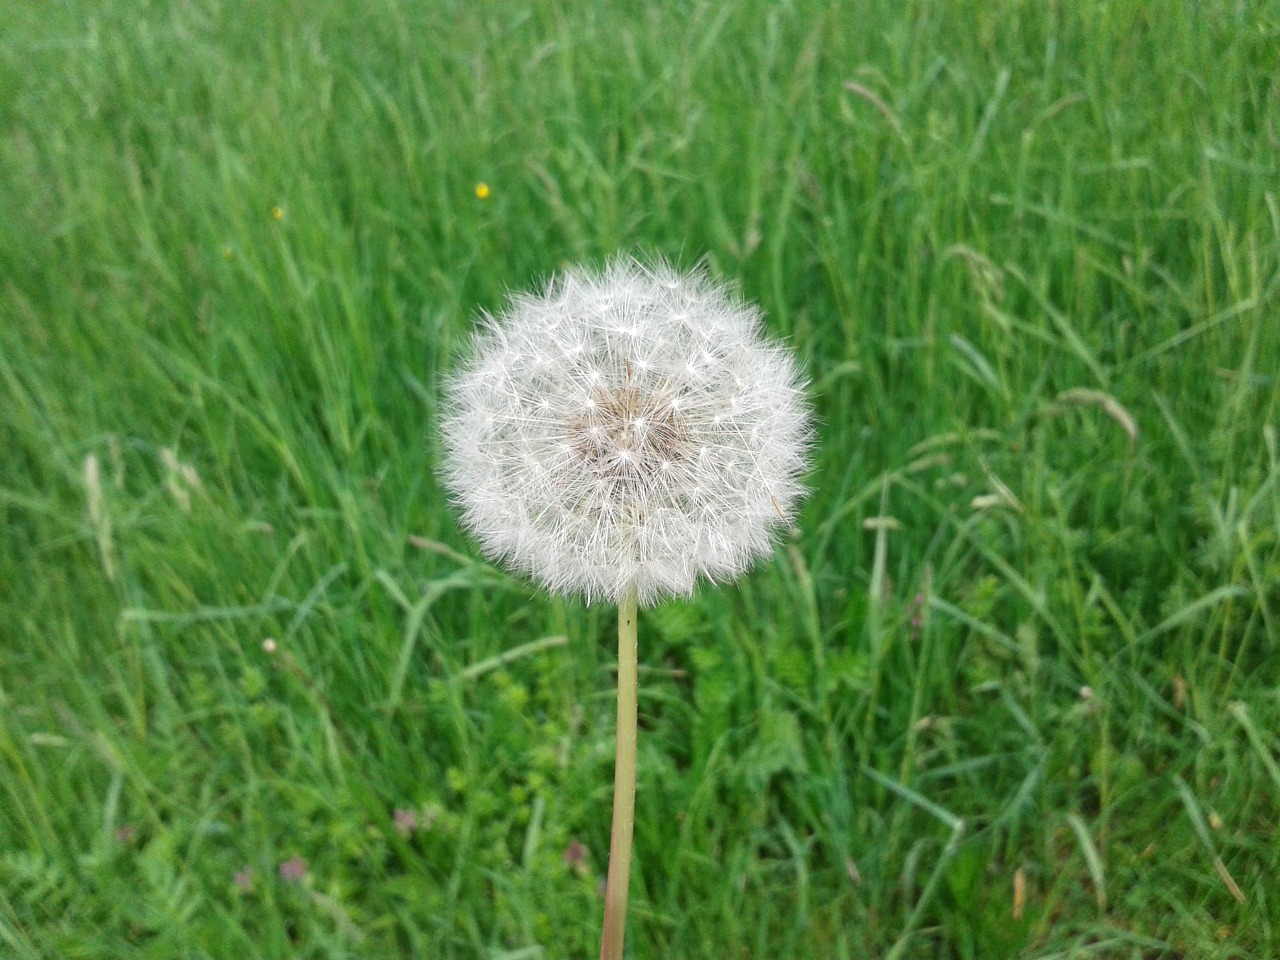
[2, 1, 1279, 957]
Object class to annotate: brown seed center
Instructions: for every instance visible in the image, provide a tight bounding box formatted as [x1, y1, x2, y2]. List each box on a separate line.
[568, 383, 687, 487]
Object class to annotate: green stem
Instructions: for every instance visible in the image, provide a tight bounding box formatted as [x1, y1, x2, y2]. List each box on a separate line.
[599, 589, 639, 960]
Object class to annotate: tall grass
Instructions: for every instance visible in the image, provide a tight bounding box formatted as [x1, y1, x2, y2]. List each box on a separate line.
[2, 1, 1278, 957]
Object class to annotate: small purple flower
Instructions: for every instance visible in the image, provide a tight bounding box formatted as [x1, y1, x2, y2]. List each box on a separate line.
[563, 838, 587, 866]
[908, 592, 926, 640]
[278, 855, 307, 882]
[233, 865, 254, 891]
[394, 808, 418, 836]
[563, 838, 591, 877]
[115, 824, 135, 843]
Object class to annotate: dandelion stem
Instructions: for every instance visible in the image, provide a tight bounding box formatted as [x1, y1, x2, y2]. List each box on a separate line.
[599, 588, 639, 960]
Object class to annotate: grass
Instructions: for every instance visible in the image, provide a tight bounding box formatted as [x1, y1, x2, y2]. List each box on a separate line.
[2, 0, 1279, 957]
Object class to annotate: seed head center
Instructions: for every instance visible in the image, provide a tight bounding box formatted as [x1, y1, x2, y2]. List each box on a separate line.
[568, 383, 686, 485]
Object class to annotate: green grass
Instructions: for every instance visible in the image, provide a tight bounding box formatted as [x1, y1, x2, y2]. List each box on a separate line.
[2, 0, 1279, 957]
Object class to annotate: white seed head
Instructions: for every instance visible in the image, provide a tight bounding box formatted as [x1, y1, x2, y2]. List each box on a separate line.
[439, 258, 812, 606]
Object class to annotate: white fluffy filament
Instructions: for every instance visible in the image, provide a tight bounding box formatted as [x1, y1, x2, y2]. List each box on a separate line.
[440, 258, 811, 606]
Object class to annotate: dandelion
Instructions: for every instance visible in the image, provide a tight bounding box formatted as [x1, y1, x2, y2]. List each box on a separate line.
[271, 205, 285, 221]
[439, 258, 811, 960]
[441, 258, 810, 607]
[474, 182, 491, 200]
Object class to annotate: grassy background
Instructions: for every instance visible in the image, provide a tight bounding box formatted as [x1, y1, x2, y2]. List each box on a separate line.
[3, 1, 1279, 957]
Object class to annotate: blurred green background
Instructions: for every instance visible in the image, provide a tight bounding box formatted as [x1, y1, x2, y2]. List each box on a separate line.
[2, 1, 1278, 957]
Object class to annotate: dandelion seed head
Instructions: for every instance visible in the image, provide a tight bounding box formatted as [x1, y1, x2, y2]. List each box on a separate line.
[440, 258, 812, 606]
